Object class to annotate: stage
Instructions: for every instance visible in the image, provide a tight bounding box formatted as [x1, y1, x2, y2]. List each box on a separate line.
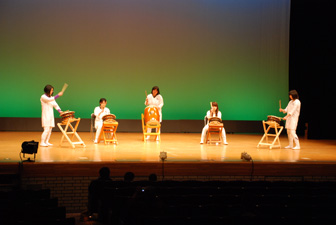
[2, 131, 336, 213]
[1, 132, 336, 179]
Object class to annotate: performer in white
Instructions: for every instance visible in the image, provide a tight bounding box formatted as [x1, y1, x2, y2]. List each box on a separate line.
[200, 102, 228, 145]
[94, 98, 110, 144]
[280, 90, 301, 150]
[40, 85, 63, 147]
[145, 86, 164, 140]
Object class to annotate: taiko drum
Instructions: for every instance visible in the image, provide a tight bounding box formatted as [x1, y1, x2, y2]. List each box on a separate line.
[144, 106, 160, 125]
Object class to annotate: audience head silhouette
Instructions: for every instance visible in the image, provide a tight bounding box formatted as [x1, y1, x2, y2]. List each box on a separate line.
[148, 173, 157, 182]
[99, 167, 110, 179]
[124, 171, 135, 182]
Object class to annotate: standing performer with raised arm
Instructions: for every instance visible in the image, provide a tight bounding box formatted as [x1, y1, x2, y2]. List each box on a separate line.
[40, 84, 63, 147]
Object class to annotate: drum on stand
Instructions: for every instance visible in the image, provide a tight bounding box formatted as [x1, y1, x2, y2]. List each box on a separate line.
[144, 106, 160, 126]
[60, 111, 75, 124]
[267, 115, 281, 125]
[101, 114, 118, 144]
[57, 111, 86, 148]
[102, 114, 117, 124]
[206, 117, 223, 144]
[257, 115, 284, 149]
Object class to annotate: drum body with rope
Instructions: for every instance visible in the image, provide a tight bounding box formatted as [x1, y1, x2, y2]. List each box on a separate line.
[60, 111, 75, 124]
[144, 106, 160, 126]
[208, 117, 222, 125]
[102, 114, 117, 124]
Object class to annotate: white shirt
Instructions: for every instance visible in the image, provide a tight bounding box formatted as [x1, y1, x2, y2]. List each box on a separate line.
[284, 99, 301, 129]
[40, 94, 61, 127]
[145, 94, 164, 122]
[94, 106, 110, 127]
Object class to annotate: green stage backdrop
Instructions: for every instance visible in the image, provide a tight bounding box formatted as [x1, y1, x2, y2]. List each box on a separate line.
[0, 0, 289, 120]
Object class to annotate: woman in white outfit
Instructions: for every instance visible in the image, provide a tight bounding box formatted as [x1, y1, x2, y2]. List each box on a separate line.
[200, 102, 228, 145]
[145, 86, 164, 140]
[94, 98, 110, 144]
[40, 85, 63, 147]
[280, 90, 301, 150]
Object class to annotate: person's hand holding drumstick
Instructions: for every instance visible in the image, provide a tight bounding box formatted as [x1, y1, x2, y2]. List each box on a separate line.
[278, 99, 288, 120]
[210, 107, 215, 117]
[58, 83, 68, 97]
[209, 102, 217, 117]
[279, 100, 285, 113]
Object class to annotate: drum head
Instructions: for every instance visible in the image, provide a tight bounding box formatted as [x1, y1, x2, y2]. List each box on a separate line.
[60, 111, 74, 117]
[103, 114, 116, 120]
[209, 117, 222, 123]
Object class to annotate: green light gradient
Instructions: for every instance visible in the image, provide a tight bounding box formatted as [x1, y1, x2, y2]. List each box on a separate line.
[0, 0, 289, 120]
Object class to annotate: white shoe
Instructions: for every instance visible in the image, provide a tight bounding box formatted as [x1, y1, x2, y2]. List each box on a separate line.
[284, 145, 292, 149]
[200, 141, 204, 144]
[146, 136, 150, 140]
[156, 137, 160, 141]
[223, 141, 228, 145]
[40, 143, 48, 147]
[94, 140, 98, 144]
[47, 143, 53, 146]
[292, 146, 301, 150]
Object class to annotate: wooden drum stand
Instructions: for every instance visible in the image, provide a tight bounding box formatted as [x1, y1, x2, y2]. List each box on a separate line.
[99, 114, 118, 145]
[257, 116, 283, 149]
[206, 118, 224, 144]
[142, 106, 161, 141]
[57, 111, 86, 148]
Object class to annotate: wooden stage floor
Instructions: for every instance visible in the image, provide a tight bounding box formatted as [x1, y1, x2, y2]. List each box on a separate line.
[1, 132, 336, 178]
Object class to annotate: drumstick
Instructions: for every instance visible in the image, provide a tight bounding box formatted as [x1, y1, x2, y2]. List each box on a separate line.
[145, 90, 148, 105]
[61, 83, 68, 93]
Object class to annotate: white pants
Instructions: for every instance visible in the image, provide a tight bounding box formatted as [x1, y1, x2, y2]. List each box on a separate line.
[201, 124, 227, 143]
[287, 129, 300, 148]
[41, 126, 52, 144]
[95, 122, 103, 142]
